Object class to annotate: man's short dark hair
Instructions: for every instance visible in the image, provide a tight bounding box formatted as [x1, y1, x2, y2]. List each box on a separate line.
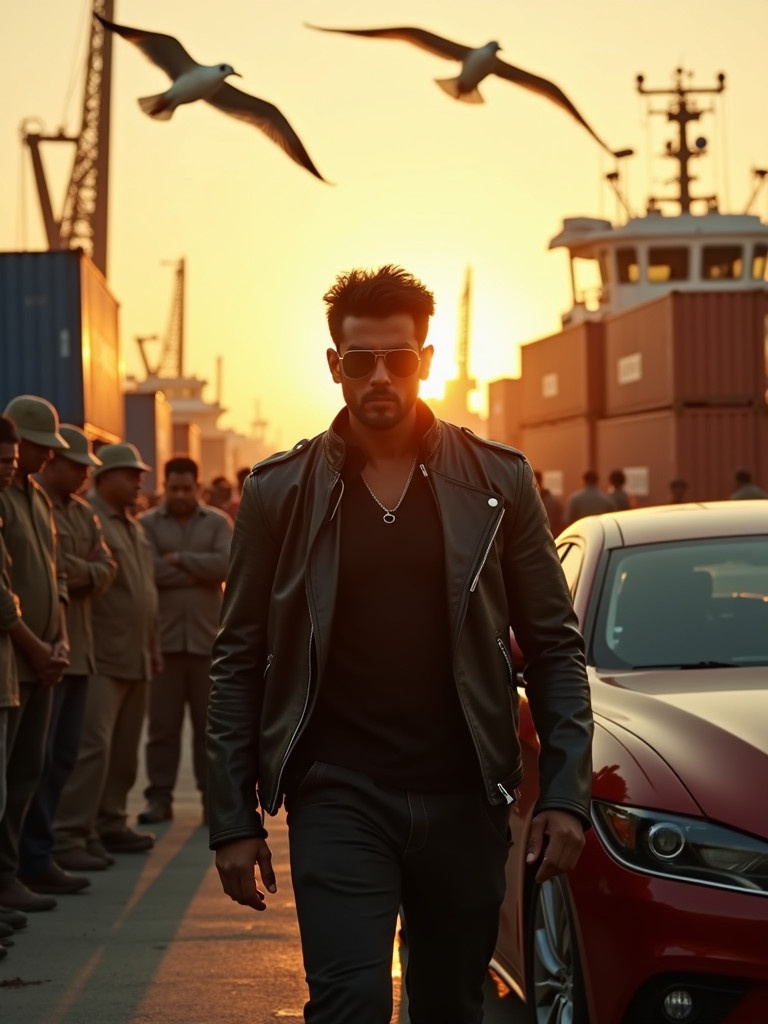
[608, 469, 626, 488]
[583, 470, 599, 486]
[734, 468, 752, 485]
[0, 415, 20, 445]
[323, 264, 436, 348]
[165, 455, 198, 480]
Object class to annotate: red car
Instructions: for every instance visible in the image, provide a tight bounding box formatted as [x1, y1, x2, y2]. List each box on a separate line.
[493, 501, 768, 1024]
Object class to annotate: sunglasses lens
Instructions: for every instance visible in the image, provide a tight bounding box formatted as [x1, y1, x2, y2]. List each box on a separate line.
[341, 351, 376, 378]
[340, 349, 421, 378]
[386, 350, 420, 377]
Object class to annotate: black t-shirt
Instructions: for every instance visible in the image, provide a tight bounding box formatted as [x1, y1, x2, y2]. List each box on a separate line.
[291, 456, 480, 791]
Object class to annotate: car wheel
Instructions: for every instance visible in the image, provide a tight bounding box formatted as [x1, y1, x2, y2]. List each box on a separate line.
[526, 875, 588, 1024]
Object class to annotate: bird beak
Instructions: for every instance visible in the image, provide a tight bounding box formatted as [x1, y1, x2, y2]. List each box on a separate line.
[232, 70, 242, 77]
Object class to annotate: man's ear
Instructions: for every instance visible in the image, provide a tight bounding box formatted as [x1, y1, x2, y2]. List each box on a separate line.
[327, 347, 342, 384]
[419, 345, 434, 381]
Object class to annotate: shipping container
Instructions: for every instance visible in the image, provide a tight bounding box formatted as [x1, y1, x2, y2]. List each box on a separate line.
[519, 321, 605, 426]
[596, 406, 768, 505]
[0, 250, 122, 443]
[519, 416, 597, 501]
[172, 422, 202, 465]
[487, 378, 523, 447]
[604, 290, 768, 415]
[123, 390, 173, 497]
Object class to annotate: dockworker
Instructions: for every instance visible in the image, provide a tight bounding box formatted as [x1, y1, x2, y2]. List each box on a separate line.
[0, 396, 70, 914]
[18, 426, 117, 895]
[137, 455, 232, 827]
[533, 470, 564, 536]
[54, 443, 160, 869]
[0, 415, 24, 950]
[730, 468, 768, 500]
[565, 470, 614, 525]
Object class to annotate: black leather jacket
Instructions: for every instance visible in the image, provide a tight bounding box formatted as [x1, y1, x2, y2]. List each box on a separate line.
[207, 402, 593, 848]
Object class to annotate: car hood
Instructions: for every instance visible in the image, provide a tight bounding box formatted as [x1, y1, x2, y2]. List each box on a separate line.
[590, 667, 768, 837]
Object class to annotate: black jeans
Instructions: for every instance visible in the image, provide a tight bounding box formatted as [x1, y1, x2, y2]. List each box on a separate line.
[20, 674, 89, 874]
[286, 762, 511, 1024]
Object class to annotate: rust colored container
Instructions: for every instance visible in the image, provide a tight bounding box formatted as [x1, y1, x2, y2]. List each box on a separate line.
[487, 377, 522, 448]
[519, 322, 605, 426]
[520, 416, 597, 500]
[596, 406, 767, 505]
[604, 290, 768, 415]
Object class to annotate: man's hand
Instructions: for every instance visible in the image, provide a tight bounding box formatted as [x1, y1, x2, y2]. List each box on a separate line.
[526, 809, 585, 883]
[30, 640, 68, 686]
[215, 837, 277, 912]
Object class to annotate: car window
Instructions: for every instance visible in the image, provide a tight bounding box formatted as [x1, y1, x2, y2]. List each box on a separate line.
[558, 542, 583, 598]
[592, 537, 768, 668]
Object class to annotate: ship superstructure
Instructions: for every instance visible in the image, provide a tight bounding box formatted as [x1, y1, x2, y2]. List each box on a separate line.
[488, 69, 768, 506]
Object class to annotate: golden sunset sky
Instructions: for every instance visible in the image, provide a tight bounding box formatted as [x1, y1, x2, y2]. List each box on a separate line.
[2, 0, 767, 450]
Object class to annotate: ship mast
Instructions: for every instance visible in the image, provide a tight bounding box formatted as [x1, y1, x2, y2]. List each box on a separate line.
[637, 68, 725, 215]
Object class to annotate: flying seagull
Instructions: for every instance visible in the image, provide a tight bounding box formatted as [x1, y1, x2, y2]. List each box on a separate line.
[96, 14, 328, 181]
[306, 24, 612, 154]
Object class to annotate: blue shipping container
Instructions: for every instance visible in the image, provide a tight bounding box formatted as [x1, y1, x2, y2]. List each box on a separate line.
[0, 249, 123, 443]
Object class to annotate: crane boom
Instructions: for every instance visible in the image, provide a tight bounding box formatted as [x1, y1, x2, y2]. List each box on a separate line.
[22, 0, 114, 275]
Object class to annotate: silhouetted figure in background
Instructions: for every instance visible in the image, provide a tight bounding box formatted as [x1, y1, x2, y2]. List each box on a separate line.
[668, 478, 688, 503]
[565, 470, 614, 525]
[534, 470, 564, 536]
[208, 476, 237, 519]
[607, 469, 633, 511]
[730, 468, 768, 500]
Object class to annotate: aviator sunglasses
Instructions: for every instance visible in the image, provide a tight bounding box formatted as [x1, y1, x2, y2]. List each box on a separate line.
[338, 348, 421, 379]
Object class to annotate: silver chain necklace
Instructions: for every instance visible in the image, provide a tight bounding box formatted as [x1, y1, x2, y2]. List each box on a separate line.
[361, 456, 418, 524]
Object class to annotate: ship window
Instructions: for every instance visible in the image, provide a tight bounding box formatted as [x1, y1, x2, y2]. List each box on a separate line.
[752, 244, 768, 280]
[701, 245, 743, 279]
[648, 246, 689, 282]
[616, 248, 639, 283]
[572, 257, 602, 310]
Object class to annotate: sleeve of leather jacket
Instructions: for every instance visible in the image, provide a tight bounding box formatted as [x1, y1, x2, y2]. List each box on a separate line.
[503, 460, 593, 828]
[206, 473, 279, 848]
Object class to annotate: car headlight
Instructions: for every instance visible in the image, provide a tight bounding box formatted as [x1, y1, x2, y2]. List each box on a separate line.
[592, 801, 768, 894]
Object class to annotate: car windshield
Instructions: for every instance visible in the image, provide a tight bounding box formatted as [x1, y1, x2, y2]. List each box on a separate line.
[592, 536, 768, 669]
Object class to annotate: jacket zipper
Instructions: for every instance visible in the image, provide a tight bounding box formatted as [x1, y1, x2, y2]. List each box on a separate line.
[270, 624, 315, 811]
[470, 508, 505, 592]
[421, 463, 515, 804]
[497, 782, 517, 805]
[269, 474, 342, 810]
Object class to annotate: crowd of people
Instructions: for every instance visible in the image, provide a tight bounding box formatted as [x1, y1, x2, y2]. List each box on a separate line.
[535, 466, 768, 535]
[0, 393, 237, 958]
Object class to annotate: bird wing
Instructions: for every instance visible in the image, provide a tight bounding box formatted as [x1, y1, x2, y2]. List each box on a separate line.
[492, 57, 612, 152]
[305, 24, 471, 63]
[95, 13, 198, 79]
[208, 83, 328, 182]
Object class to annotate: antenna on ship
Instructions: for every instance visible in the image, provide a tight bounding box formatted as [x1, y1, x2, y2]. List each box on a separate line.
[637, 68, 725, 214]
[744, 168, 768, 215]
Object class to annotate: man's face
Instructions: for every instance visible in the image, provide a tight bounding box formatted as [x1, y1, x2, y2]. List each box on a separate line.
[102, 467, 145, 510]
[164, 471, 198, 518]
[19, 439, 52, 476]
[326, 314, 433, 433]
[0, 442, 18, 489]
[56, 456, 90, 496]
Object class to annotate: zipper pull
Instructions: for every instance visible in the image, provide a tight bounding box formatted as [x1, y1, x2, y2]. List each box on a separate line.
[497, 782, 516, 805]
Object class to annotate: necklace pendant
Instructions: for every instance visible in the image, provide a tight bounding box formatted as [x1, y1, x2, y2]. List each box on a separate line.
[382, 512, 396, 524]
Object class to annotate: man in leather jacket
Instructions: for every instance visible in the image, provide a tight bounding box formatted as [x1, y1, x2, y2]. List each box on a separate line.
[207, 265, 593, 1024]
